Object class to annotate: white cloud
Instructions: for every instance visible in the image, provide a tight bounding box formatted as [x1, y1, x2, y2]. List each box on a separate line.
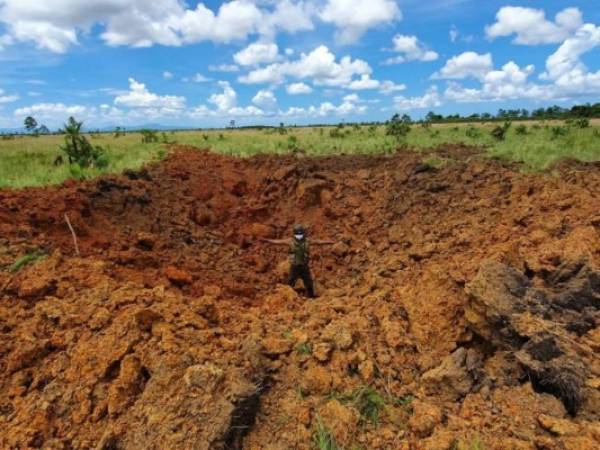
[348, 74, 380, 90]
[183, 73, 211, 83]
[285, 48, 294, 56]
[379, 80, 406, 94]
[163, 71, 173, 80]
[0, 0, 316, 53]
[486, 6, 583, 45]
[450, 25, 459, 43]
[252, 89, 277, 110]
[541, 23, 600, 95]
[394, 86, 441, 110]
[286, 82, 313, 95]
[444, 62, 548, 103]
[115, 78, 186, 110]
[14, 102, 90, 119]
[385, 34, 438, 64]
[209, 81, 237, 112]
[234, 42, 279, 66]
[209, 64, 240, 72]
[319, 0, 401, 44]
[0, 89, 19, 104]
[239, 45, 371, 87]
[281, 99, 367, 118]
[432, 52, 493, 80]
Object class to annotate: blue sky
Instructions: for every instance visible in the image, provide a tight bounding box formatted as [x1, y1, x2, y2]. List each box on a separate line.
[0, 0, 599, 129]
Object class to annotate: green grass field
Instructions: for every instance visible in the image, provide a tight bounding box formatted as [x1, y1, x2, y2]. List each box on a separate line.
[1, 121, 599, 189]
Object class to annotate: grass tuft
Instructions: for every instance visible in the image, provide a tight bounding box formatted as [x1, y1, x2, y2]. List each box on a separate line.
[313, 417, 342, 450]
[9, 250, 46, 272]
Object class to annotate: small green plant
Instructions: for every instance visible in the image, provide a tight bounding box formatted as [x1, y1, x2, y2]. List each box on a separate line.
[9, 250, 46, 272]
[296, 342, 312, 355]
[202, 134, 209, 141]
[218, 133, 225, 140]
[391, 394, 414, 413]
[550, 126, 569, 139]
[140, 129, 159, 143]
[287, 135, 300, 152]
[350, 386, 387, 425]
[330, 125, 346, 139]
[574, 118, 590, 129]
[515, 124, 528, 135]
[313, 417, 341, 450]
[385, 114, 412, 142]
[490, 121, 511, 141]
[60, 117, 108, 168]
[465, 126, 481, 138]
[367, 125, 377, 136]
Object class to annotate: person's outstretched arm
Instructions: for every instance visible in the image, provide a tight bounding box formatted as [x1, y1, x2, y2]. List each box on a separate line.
[260, 238, 289, 245]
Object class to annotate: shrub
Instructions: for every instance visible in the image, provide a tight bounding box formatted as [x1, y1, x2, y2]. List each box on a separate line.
[491, 122, 512, 141]
[202, 134, 209, 141]
[515, 124, 528, 135]
[140, 129, 159, 143]
[367, 125, 378, 136]
[465, 126, 481, 138]
[550, 126, 569, 139]
[60, 117, 108, 168]
[329, 126, 345, 139]
[386, 114, 412, 142]
[574, 118, 590, 129]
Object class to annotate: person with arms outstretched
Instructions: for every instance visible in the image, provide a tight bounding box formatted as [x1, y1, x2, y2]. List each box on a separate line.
[262, 224, 334, 298]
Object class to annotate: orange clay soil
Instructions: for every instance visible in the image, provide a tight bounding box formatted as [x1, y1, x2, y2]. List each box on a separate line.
[0, 146, 599, 450]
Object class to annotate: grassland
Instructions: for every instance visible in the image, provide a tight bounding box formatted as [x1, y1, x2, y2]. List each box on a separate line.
[1, 120, 599, 189]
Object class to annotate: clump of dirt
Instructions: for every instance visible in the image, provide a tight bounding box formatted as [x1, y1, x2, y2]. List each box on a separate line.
[1, 146, 599, 449]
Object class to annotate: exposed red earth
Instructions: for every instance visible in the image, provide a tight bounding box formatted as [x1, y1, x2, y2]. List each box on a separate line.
[0, 146, 599, 449]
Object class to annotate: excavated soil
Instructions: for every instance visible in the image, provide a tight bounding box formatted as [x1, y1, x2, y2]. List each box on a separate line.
[0, 146, 599, 450]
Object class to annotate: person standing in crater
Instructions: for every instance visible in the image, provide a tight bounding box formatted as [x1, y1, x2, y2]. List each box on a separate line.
[262, 224, 334, 298]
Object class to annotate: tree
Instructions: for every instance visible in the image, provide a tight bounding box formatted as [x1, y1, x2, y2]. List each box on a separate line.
[60, 116, 107, 168]
[386, 114, 412, 142]
[24, 116, 38, 133]
[37, 125, 50, 134]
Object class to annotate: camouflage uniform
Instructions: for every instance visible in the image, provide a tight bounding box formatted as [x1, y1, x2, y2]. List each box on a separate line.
[288, 238, 315, 298]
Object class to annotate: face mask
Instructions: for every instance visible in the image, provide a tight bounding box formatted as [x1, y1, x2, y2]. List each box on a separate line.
[295, 234, 304, 241]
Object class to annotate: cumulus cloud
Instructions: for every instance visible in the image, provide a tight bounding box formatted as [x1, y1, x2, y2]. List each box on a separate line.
[379, 80, 406, 94]
[384, 34, 438, 64]
[209, 81, 238, 112]
[239, 45, 371, 87]
[394, 86, 442, 110]
[0, 0, 314, 53]
[541, 23, 600, 93]
[115, 78, 186, 110]
[347, 75, 380, 90]
[252, 89, 277, 110]
[319, 0, 401, 44]
[432, 52, 493, 80]
[486, 6, 583, 45]
[14, 102, 90, 119]
[443, 62, 548, 103]
[286, 82, 313, 95]
[163, 71, 173, 80]
[234, 42, 280, 66]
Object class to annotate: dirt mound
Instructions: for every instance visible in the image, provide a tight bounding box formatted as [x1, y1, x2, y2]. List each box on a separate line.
[1, 146, 599, 449]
